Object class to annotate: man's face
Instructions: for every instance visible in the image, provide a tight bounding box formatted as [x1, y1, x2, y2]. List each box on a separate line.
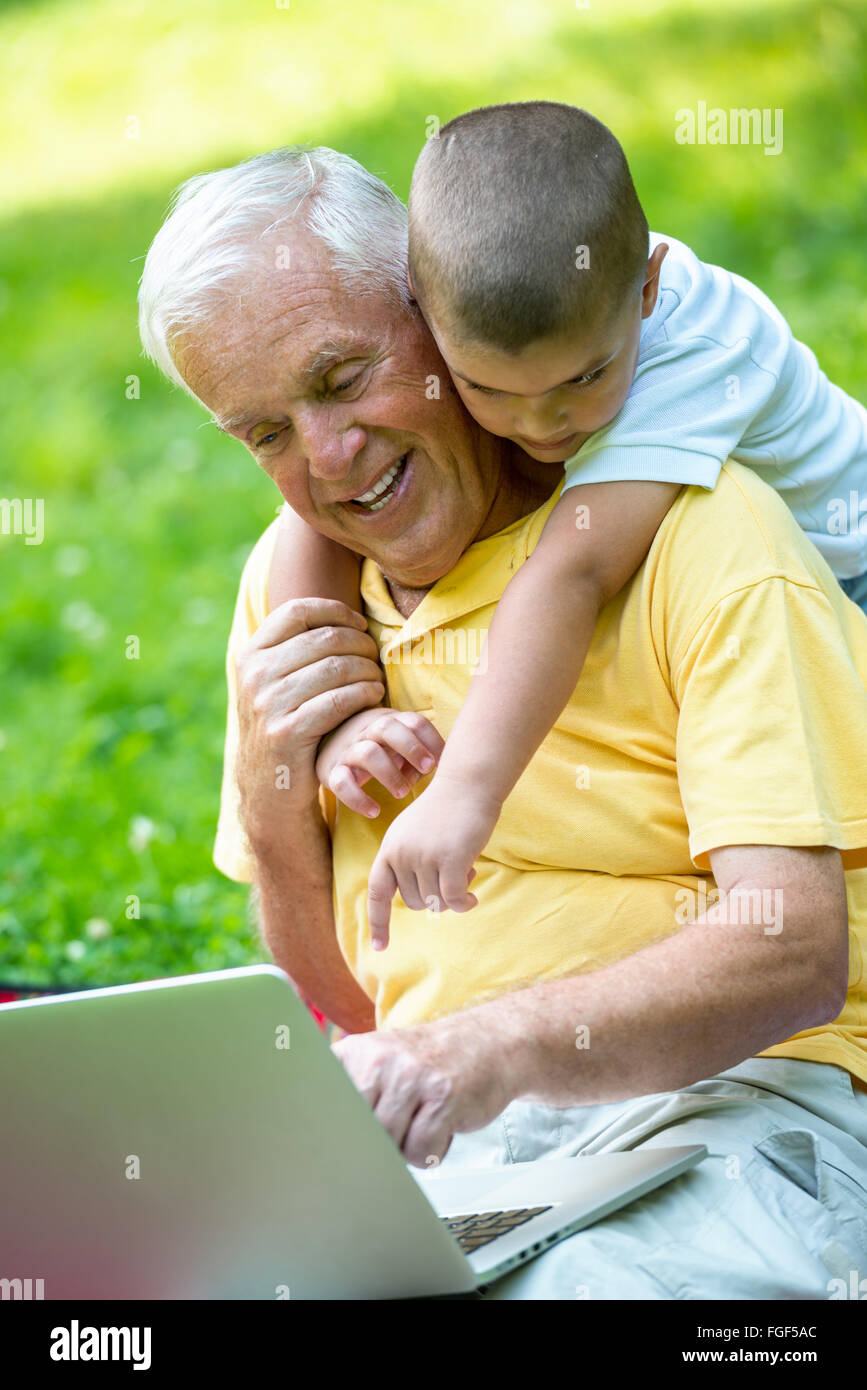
[177, 229, 500, 589]
[423, 244, 668, 464]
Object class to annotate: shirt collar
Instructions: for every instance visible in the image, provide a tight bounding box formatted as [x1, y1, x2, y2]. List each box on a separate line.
[361, 480, 565, 655]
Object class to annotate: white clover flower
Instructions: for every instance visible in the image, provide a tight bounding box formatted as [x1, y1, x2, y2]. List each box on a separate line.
[61, 601, 106, 643]
[54, 545, 90, 577]
[128, 815, 158, 853]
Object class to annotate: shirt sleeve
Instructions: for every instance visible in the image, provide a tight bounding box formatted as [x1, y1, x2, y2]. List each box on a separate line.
[563, 259, 795, 492]
[213, 518, 281, 883]
[670, 575, 867, 871]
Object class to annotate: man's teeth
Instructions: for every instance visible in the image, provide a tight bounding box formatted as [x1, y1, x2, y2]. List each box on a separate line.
[353, 457, 406, 510]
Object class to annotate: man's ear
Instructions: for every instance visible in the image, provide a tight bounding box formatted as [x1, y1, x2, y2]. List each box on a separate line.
[641, 243, 668, 319]
[406, 267, 416, 302]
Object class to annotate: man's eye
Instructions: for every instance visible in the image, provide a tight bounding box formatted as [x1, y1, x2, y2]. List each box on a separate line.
[467, 382, 498, 396]
[254, 429, 285, 451]
[331, 369, 364, 394]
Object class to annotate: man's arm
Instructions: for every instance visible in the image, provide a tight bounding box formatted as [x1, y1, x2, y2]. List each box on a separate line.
[499, 843, 849, 1105]
[233, 596, 385, 1033]
[333, 843, 850, 1164]
[248, 811, 376, 1036]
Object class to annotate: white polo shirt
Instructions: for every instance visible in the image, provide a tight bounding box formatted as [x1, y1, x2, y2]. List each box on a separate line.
[565, 232, 867, 579]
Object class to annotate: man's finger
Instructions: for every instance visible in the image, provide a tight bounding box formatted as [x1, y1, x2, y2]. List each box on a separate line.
[330, 1037, 383, 1112]
[265, 642, 383, 700]
[401, 1095, 454, 1169]
[372, 1060, 429, 1153]
[287, 679, 385, 744]
[247, 597, 368, 650]
[237, 625, 380, 701]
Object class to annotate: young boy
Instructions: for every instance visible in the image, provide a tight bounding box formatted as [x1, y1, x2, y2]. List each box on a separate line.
[270, 102, 867, 948]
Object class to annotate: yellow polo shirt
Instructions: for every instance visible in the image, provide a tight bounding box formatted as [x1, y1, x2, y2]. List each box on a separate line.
[215, 463, 867, 1083]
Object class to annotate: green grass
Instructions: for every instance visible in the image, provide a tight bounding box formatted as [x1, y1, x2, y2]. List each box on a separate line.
[1, 0, 865, 985]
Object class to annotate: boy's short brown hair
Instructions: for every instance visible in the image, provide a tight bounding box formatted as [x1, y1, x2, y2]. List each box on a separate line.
[409, 101, 649, 352]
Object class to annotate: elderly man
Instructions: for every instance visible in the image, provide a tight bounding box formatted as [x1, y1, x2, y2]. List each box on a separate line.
[139, 146, 867, 1300]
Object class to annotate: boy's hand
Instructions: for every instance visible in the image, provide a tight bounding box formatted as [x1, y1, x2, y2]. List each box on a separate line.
[366, 777, 502, 949]
[315, 709, 444, 818]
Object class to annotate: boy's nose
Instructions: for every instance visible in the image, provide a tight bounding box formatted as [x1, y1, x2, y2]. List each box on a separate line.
[515, 406, 569, 442]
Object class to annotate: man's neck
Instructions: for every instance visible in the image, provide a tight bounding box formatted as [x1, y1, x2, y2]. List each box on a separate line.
[386, 440, 562, 619]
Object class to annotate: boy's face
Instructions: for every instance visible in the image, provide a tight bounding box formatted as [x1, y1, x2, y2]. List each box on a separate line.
[423, 244, 667, 465]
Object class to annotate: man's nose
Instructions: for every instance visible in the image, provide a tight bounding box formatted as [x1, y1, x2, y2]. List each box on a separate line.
[296, 412, 367, 480]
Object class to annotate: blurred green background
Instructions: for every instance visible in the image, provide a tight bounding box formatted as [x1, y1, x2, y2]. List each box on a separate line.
[0, 0, 865, 986]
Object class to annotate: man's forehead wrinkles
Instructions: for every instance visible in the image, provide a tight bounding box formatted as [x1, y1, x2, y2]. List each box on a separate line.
[186, 356, 243, 419]
[207, 353, 252, 399]
[217, 270, 332, 348]
[229, 283, 370, 367]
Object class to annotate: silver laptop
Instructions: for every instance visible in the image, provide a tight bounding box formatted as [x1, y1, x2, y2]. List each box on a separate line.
[0, 965, 705, 1299]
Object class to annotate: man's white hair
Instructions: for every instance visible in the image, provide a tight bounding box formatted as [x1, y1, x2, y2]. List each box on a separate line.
[138, 146, 411, 394]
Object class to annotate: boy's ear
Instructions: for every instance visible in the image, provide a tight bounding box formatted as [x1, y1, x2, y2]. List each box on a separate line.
[641, 243, 668, 318]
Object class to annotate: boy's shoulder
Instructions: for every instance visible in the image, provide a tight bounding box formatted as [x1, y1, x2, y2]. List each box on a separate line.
[645, 231, 789, 352]
[641, 231, 724, 353]
[648, 230, 705, 307]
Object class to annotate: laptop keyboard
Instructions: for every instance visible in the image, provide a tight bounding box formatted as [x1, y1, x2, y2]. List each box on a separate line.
[440, 1206, 553, 1254]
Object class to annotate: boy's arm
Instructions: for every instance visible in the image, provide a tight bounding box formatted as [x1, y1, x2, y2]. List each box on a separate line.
[268, 504, 363, 612]
[433, 479, 682, 801]
[366, 480, 681, 943]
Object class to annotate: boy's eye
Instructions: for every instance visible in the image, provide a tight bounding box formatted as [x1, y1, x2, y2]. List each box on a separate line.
[466, 365, 607, 397]
[569, 366, 607, 388]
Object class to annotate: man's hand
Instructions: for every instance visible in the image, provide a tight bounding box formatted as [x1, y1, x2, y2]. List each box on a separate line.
[366, 776, 502, 949]
[331, 1007, 519, 1166]
[315, 709, 444, 818]
[234, 597, 385, 849]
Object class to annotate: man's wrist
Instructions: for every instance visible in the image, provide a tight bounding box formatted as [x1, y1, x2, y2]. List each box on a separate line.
[240, 784, 322, 863]
[449, 989, 544, 1109]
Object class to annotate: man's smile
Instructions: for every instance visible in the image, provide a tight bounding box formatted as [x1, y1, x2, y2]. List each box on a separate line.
[340, 451, 412, 518]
